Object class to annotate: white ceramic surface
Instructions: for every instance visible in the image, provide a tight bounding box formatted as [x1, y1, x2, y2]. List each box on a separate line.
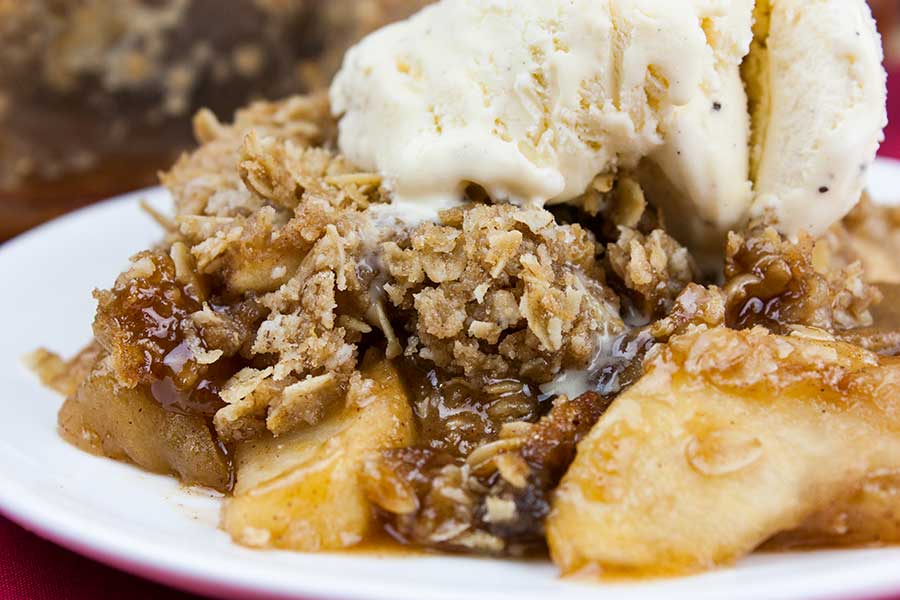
[1, 161, 900, 600]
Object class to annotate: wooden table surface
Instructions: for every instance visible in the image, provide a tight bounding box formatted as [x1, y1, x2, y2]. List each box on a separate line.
[0, 155, 165, 241]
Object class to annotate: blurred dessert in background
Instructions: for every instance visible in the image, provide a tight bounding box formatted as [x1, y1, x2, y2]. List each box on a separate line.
[871, 0, 900, 64]
[0, 0, 427, 240]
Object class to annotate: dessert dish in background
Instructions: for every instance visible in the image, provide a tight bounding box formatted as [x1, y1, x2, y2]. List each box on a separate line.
[872, 0, 900, 160]
[872, 0, 900, 64]
[0, 0, 428, 240]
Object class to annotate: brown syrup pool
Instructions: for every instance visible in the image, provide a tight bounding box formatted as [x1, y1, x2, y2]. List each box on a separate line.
[397, 359, 550, 459]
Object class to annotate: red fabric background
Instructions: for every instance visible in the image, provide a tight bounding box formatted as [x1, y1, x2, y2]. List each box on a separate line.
[881, 73, 900, 160]
[0, 517, 201, 599]
[3, 71, 900, 600]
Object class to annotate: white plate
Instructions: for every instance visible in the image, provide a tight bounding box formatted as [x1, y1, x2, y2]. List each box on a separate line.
[2, 161, 900, 600]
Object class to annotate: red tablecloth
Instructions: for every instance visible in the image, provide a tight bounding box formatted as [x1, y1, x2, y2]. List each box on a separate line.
[4, 71, 900, 600]
[881, 75, 900, 159]
[0, 517, 201, 599]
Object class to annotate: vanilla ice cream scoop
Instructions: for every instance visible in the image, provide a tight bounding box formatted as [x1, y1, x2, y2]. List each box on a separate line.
[330, 0, 747, 215]
[331, 0, 887, 250]
[747, 0, 888, 237]
[638, 0, 756, 261]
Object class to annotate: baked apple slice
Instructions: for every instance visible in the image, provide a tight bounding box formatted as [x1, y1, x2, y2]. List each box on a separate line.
[547, 326, 900, 576]
[58, 359, 231, 491]
[222, 356, 415, 551]
[766, 470, 900, 549]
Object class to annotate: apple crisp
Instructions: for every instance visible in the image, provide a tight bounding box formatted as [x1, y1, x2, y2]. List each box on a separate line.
[32, 92, 900, 574]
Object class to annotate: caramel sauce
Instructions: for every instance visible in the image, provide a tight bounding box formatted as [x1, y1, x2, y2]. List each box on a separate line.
[339, 526, 550, 560]
[148, 349, 242, 418]
[335, 528, 430, 558]
[727, 272, 808, 331]
[99, 251, 249, 420]
[103, 253, 203, 376]
[397, 359, 549, 459]
[724, 231, 818, 331]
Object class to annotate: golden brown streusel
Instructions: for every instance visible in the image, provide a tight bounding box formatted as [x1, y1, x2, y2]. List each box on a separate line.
[606, 227, 698, 319]
[649, 283, 727, 340]
[383, 204, 624, 382]
[120, 92, 631, 439]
